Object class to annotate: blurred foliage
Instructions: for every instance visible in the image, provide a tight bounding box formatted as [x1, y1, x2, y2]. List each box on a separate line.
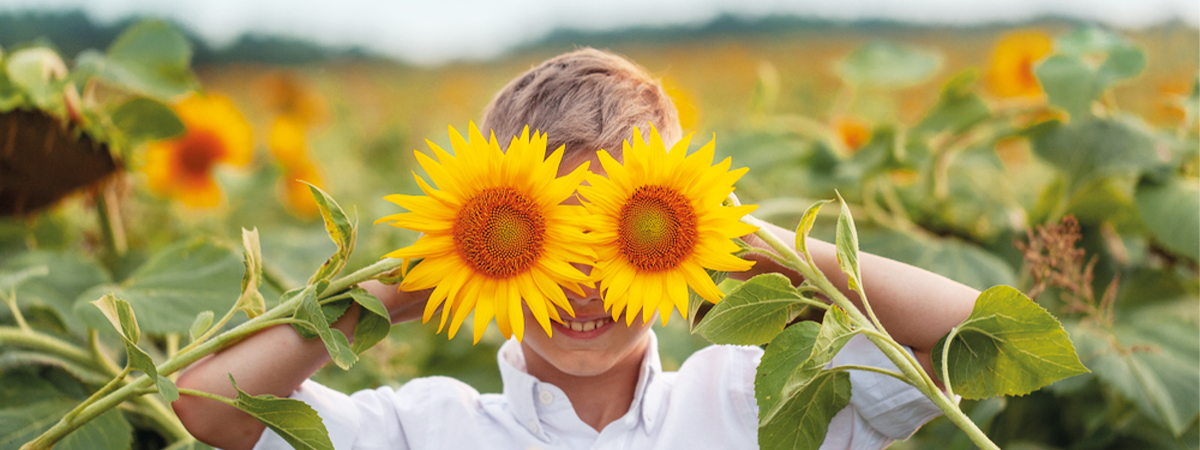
[0, 17, 1197, 450]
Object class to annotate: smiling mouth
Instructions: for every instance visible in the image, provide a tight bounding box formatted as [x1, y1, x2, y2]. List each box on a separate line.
[563, 317, 611, 332]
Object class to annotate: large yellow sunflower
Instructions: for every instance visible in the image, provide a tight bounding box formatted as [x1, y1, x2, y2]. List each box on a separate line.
[377, 123, 595, 342]
[580, 125, 758, 326]
[143, 93, 253, 208]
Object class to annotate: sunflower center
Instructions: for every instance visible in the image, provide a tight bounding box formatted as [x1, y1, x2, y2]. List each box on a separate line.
[454, 187, 546, 278]
[174, 130, 226, 180]
[618, 185, 698, 272]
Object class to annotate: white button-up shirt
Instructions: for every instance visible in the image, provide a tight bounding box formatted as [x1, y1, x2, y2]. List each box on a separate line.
[251, 332, 941, 450]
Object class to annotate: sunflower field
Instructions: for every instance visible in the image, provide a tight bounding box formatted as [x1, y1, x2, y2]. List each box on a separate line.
[0, 18, 1197, 450]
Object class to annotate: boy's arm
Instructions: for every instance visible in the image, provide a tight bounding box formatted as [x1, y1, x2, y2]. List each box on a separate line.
[735, 222, 977, 385]
[172, 282, 429, 450]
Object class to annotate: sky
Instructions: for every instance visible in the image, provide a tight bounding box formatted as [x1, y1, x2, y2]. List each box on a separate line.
[0, 0, 1197, 64]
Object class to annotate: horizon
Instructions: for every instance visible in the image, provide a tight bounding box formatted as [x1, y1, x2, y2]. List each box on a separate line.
[0, 0, 1196, 65]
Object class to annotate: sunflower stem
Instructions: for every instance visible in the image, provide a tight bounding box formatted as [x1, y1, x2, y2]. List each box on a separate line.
[95, 181, 127, 257]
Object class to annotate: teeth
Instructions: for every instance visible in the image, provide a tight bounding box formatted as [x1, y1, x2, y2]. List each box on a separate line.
[565, 318, 609, 332]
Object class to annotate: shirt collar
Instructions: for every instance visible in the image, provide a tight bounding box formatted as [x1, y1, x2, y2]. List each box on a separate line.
[497, 330, 666, 438]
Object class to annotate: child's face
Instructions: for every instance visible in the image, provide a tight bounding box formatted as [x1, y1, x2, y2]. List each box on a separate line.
[519, 151, 654, 377]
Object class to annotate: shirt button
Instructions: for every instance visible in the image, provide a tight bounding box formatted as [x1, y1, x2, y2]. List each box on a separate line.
[528, 420, 539, 433]
[538, 390, 554, 405]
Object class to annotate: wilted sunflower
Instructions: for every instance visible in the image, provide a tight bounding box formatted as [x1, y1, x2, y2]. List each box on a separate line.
[377, 123, 595, 343]
[580, 125, 758, 326]
[142, 93, 252, 208]
[987, 31, 1053, 99]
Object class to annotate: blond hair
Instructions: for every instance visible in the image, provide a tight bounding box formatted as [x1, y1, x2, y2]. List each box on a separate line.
[480, 48, 681, 163]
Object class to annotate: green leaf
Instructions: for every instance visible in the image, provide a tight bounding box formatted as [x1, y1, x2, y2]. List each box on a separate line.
[348, 289, 391, 355]
[694, 273, 809, 345]
[933, 285, 1089, 399]
[110, 97, 184, 145]
[0, 370, 132, 450]
[836, 41, 942, 90]
[1034, 55, 1104, 119]
[305, 183, 357, 287]
[0, 351, 110, 385]
[4, 47, 66, 111]
[0, 265, 49, 292]
[91, 294, 139, 343]
[834, 192, 864, 295]
[758, 369, 851, 450]
[157, 375, 180, 403]
[1067, 313, 1199, 436]
[916, 70, 992, 134]
[189, 310, 214, 342]
[780, 306, 859, 400]
[1136, 177, 1199, 261]
[1, 252, 110, 334]
[1030, 117, 1158, 191]
[75, 238, 244, 335]
[236, 228, 267, 318]
[92, 20, 197, 99]
[91, 296, 172, 402]
[756, 322, 820, 417]
[687, 269, 729, 332]
[293, 287, 357, 369]
[794, 199, 831, 267]
[227, 375, 334, 450]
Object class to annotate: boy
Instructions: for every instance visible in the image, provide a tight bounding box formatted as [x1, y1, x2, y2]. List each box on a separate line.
[174, 48, 977, 449]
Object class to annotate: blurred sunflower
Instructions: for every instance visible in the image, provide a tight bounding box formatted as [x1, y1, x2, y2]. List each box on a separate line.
[987, 31, 1053, 99]
[580, 125, 758, 326]
[259, 72, 328, 126]
[376, 123, 595, 343]
[269, 115, 324, 217]
[832, 114, 871, 152]
[143, 93, 252, 208]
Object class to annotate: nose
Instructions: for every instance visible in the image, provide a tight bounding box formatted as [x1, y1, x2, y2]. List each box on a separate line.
[567, 263, 604, 309]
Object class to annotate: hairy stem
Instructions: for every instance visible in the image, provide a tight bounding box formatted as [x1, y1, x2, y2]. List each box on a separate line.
[0, 327, 100, 371]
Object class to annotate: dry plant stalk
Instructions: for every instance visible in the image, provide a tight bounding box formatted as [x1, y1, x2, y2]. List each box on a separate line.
[1015, 215, 1118, 326]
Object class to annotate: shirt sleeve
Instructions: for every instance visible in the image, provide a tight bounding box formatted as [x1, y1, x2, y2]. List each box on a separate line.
[250, 379, 409, 450]
[820, 334, 944, 450]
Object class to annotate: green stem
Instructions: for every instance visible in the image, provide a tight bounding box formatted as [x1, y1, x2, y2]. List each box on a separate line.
[176, 388, 236, 405]
[319, 258, 406, 300]
[0, 327, 100, 371]
[739, 213, 1000, 450]
[21, 259, 405, 449]
[941, 326, 962, 399]
[4, 290, 31, 332]
[64, 367, 129, 422]
[89, 329, 122, 377]
[829, 364, 909, 383]
[95, 182, 127, 257]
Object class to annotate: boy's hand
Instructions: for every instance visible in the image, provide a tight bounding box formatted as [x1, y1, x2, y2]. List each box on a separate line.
[360, 280, 433, 324]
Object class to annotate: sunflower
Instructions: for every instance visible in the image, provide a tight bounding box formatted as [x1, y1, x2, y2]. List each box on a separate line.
[987, 31, 1053, 99]
[143, 93, 252, 208]
[269, 115, 324, 218]
[580, 125, 758, 326]
[377, 123, 595, 343]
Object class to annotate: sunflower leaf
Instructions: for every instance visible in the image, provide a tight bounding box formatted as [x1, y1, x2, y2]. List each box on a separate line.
[794, 199, 832, 268]
[756, 321, 820, 417]
[292, 286, 357, 369]
[91, 294, 179, 401]
[110, 97, 184, 145]
[235, 228, 266, 318]
[189, 310, 214, 343]
[780, 306, 859, 402]
[758, 369, 851, 450]
[226, 375, 334, 450]
[932, 285, 1089, 399]
[694, 273, 808, 345]
[833, 192, 865, 297]
[349, 289, 391, 355]
[305, 183, 356, 289]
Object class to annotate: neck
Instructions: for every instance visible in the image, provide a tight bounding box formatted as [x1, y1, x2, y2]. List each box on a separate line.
[521, 337, 650, 432]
